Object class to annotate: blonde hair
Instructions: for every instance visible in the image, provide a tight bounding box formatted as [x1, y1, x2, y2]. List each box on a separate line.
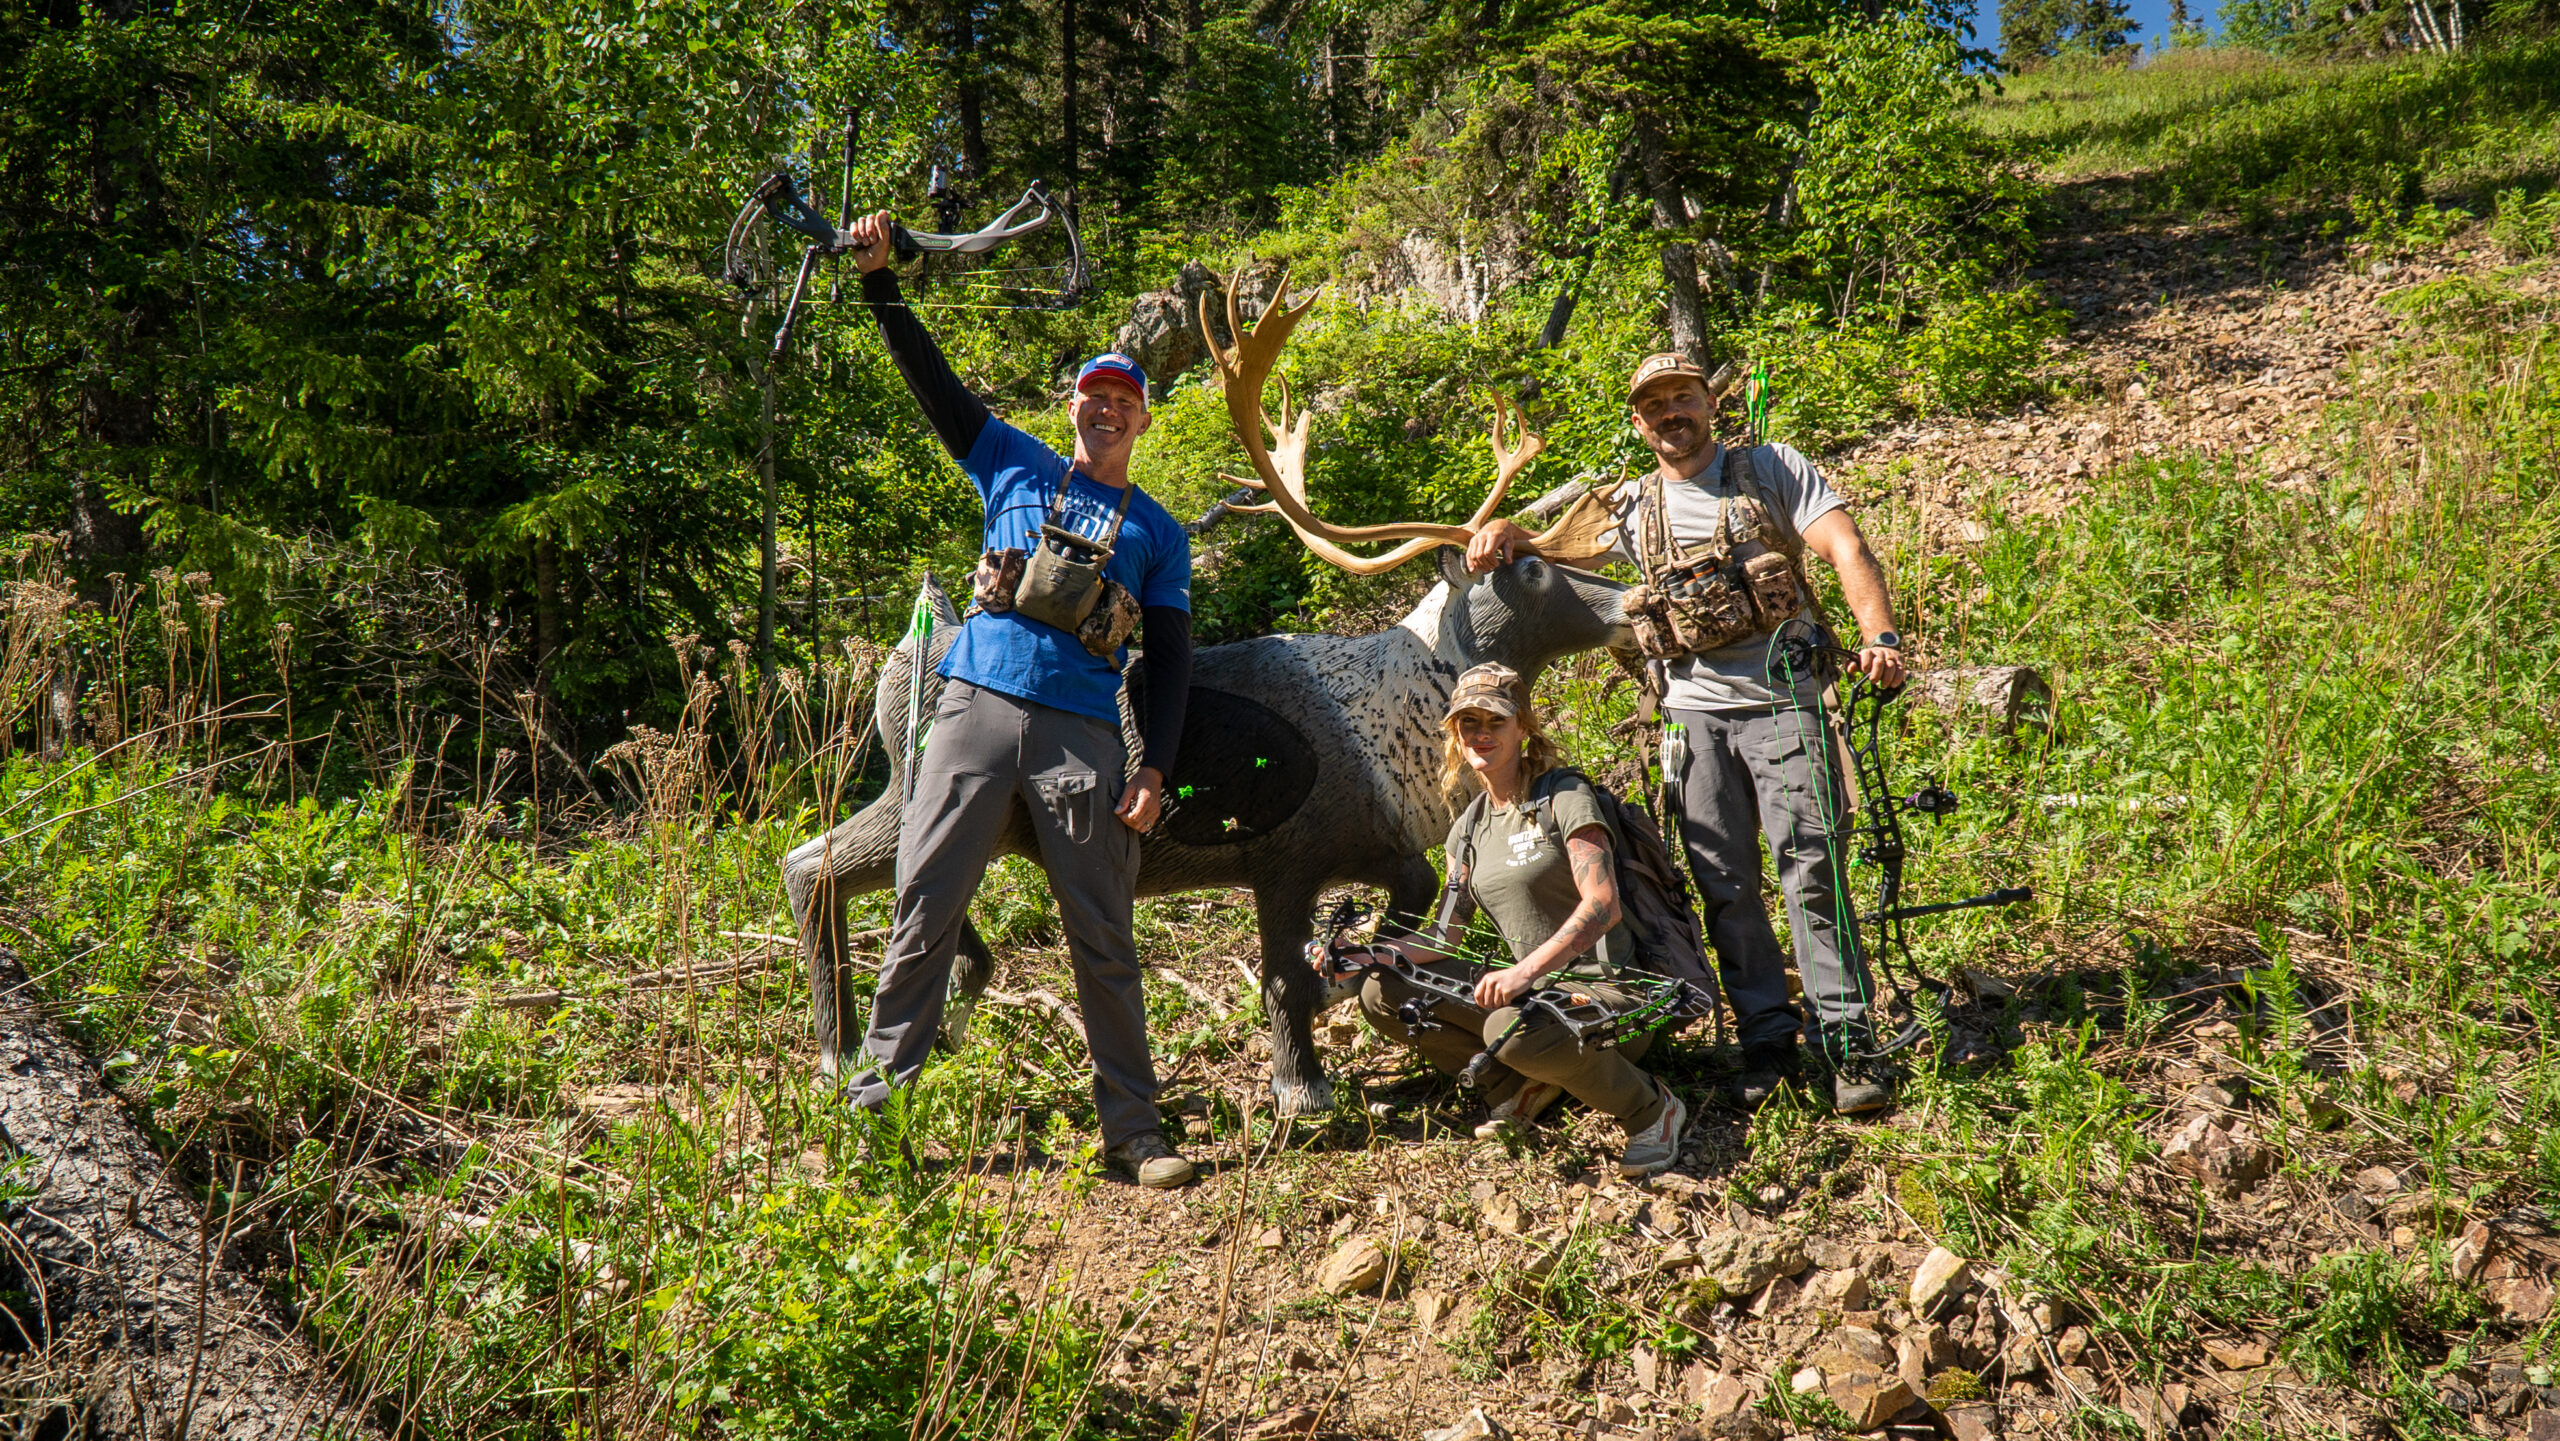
[1440, 701, 1567, 805]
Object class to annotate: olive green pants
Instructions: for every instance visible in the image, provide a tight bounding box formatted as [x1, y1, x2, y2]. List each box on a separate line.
[1358, 961, 1667, 1131]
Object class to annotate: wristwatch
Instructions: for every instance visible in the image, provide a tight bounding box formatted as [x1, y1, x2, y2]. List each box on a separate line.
[1872, 631, 1902, 650]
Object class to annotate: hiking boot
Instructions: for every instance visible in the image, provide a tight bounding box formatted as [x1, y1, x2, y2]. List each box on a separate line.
[1814, 1030, 1895, 1116]
[1104, 1131, 1196, 1189]
[1729, 1040, 1800, 1110]
[1618, 1084, 1690, 1179]
[1473, 1081, 1564, 1140]
[1832, 1070, 1894, 1116]
[935, 995, 976, 1054]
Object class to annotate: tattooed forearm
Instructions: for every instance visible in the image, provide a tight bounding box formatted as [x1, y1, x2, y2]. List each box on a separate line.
[1520, 828, 1621, 977]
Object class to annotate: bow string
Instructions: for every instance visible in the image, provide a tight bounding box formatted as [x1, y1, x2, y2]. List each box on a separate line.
[1771, 627, 2034, 1059]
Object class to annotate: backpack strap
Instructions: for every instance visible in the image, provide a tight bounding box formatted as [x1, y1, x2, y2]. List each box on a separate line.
[1728, 442, 1834, 630]
[1636, 468, 1669, 577]
[1433, 790, 1490, 936]
[1725, 444, 1799, 556]
[1526, 767, 1630, 972]
[1046, 465, 1136, 553]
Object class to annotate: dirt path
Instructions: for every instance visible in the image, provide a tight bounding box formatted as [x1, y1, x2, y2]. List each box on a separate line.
[1830, 179, 2533, 527]
[951, 195, 2560, 1441]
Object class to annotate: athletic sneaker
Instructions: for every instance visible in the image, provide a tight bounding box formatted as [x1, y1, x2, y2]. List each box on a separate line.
[935, 995, 976, 1053]
[1474, 1081, 1565, 1140]
[1618, 1084, 1690, 1179]
[1104, 1131, 1197, 1189]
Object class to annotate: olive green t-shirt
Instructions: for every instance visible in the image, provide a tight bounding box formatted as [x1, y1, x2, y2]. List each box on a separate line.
[1447, 772, 1632, 979]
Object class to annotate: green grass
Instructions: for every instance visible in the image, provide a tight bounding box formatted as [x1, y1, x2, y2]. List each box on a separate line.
[1981, 42, 2560, 217]
[7, 40, 2560, 1439]
[1838, 268, 2560, 1394]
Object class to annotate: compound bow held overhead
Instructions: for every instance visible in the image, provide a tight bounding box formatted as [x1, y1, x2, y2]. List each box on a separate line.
[1774, 629, 2033, 1056]
[1309, 898, 1717, 1094]
[724, 169, 1090, 365]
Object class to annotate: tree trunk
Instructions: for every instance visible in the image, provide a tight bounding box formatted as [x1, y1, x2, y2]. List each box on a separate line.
[0, 950, 359, 1435]
[1182, 0, 1201, 74]
[534, 534, 562, 691]
[1635, 121, 1705, 361]
[70, 375, 146, 587]
[70, 41, 158, 601]
[757, 364, 778, 685]
[1320, 28, 1338, 158]
[955, 1, 986, 183]
[1060, 0, 1079, 190]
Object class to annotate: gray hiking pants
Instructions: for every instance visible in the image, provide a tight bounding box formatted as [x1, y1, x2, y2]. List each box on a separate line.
[1666, 705, 1876, 1050]
[844, 680, 1159, 1145]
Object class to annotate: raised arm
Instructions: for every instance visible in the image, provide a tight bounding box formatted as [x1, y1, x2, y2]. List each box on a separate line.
[844, 210, 989, 462]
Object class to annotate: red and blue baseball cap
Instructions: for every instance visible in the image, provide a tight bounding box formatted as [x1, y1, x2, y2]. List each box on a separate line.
[1075, 352, 1149, 405]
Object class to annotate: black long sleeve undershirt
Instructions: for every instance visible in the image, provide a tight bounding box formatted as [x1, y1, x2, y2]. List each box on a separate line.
[861, 268, 988, 461]
[865, 268, 1192, 774]
[1136, 606, 1192, 779]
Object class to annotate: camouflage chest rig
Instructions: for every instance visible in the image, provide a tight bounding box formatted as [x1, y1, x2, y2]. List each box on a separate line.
[1618, 443, 1812, 663]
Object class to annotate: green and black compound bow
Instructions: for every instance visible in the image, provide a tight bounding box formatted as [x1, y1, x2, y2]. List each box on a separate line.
[1310, 897, 1718, 1094]
[1768, 623, 2034, 1058]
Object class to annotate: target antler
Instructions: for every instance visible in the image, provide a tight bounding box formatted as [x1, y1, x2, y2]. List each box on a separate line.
[1201, 274, 1552, 575]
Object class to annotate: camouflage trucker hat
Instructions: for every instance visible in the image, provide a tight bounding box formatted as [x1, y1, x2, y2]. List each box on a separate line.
[1628, 351, 1744, 404]
[1444, 663, 1528, 722]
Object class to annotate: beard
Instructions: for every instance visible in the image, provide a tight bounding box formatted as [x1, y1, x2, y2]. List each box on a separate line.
[1649, 416, 1706, 459]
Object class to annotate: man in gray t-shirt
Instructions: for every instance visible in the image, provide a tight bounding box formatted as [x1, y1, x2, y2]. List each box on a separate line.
[1467, 351, 1911, 1116]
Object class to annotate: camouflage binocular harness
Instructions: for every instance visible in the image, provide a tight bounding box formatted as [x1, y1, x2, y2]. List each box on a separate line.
[971, 471, 1144, 657]
[1619, 444, 1810, 661]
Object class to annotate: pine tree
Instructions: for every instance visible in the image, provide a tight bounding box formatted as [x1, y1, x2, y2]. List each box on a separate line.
[2000, 0, 2139, 63]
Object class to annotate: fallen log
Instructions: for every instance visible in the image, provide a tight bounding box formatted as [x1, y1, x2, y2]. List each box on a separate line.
[1906, 665, 2054, 737]
[0, 952, 358, 1437]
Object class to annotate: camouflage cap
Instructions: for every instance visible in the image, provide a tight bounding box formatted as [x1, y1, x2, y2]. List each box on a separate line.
[1445, 663, 1528, 722]
[1629, 351, 1744, 405]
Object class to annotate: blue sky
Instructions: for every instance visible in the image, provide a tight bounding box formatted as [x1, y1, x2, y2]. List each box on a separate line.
[1968, 0, 2218, 51]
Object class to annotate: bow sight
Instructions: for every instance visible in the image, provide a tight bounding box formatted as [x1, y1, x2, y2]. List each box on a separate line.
[1772, 630, 2034, 1056]
[724, 168, 1090, 365]
[1310, 898, 1716, 1094]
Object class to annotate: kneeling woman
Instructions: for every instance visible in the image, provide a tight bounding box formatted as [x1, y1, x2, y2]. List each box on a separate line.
[1353, 663, 1688, 1179]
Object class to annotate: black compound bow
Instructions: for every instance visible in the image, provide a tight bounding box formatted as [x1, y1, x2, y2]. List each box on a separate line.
[724, 169, 1090, 365]
[1772, 628, 2033, 1056]
[1310, 898, 1717, 1094]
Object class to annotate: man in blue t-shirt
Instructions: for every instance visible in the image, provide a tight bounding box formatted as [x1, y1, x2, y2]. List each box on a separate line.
[839, 210, 1198, 1188]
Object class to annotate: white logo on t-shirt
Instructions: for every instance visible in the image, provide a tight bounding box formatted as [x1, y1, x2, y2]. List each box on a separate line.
[1505, 828, 1544, 867]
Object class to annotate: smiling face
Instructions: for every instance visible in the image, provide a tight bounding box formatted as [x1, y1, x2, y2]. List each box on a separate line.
[1450, 706, 1524, 789]
[1629, 376, 1715, 471]
[1071, 378, 1151, 473]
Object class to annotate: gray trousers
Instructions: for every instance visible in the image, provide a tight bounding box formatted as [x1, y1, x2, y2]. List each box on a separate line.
[845, 680, 1159, 1145]
[1667, 705, 1877, 1049]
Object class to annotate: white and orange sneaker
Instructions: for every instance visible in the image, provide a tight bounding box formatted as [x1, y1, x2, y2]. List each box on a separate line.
[1618, 1084, 1690, 1179]
[1474, 1081, 1565, 1140]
